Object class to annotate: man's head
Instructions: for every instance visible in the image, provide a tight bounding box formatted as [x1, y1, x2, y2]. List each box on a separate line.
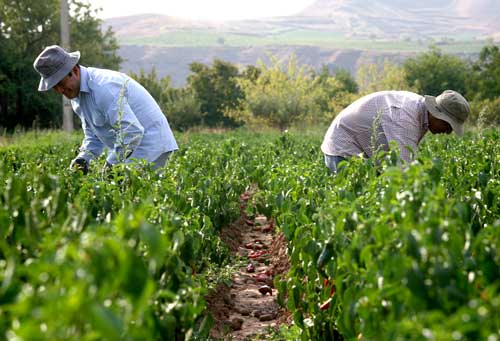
[33, 45, 81, 99]
[424, 90, 470, 135]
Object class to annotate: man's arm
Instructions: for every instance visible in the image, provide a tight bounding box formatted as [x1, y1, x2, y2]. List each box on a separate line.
[75, 118, 105, 163]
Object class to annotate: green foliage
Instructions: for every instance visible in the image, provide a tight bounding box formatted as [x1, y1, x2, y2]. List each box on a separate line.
[0, 0, 121, 130]
[0, 130, 262, 339]
[128, 67, 172, 104]
[69, 1, 122, 69]
[0, 0, 61, 128]
[471, 44, 500, 101]
[244, 129, 500, 340]
[312, 66, 360, 124]
[403, 47, 472, 96]
[163, 88, 203, 131]
[470, 97, 500, 128]
[357, 60, 416, 94]
[332, 68, 358, 94]
[187, 59, 244, 127]
[0, 128, 500, 339]
[232, 55, 323, 130]
[241, 65, 261, 82]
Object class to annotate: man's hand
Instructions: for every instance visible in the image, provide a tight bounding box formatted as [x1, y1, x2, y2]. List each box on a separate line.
[70, 157, 88, 174]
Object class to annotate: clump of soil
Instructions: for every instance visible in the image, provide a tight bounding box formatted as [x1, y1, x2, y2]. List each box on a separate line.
[218, 216, 246, 253]
[268, 232, 290, 277]
[206, 190, 291, 340]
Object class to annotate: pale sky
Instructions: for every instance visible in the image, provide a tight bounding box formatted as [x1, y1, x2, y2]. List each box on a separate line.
[88, 0, 315, 21]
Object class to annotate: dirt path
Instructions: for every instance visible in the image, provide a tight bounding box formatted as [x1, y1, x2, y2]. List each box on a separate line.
[206, 190, 290, 340]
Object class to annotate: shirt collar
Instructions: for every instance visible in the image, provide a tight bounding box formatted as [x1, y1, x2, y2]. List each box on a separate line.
[79, 66, 90, 94]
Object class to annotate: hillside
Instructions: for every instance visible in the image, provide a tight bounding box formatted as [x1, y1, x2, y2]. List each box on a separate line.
[103, 1, 500, 86]
[298, 0, 500, 38]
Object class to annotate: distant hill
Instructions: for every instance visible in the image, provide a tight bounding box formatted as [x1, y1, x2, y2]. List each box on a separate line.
[103, 1, 500, 86]
[298, 0, 500, 39]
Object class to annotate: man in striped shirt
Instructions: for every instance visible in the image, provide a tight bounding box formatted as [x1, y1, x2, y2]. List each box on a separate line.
[321, 90, 470, 173]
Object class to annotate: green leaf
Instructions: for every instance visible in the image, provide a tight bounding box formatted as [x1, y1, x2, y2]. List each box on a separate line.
[90, 304, 124, 340]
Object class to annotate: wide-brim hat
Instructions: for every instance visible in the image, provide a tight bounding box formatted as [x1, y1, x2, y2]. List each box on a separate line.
[33, 45, 80, 91]
[424, 90, 470, 136]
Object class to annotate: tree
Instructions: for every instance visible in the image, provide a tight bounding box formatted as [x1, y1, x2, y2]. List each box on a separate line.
[312, 65, 359, 123]
[403, 47, 472, 97]
[0, 0, 61, 128]
[356, 60, 414, 94]
[128, 67, 171, 105]
[471, 44, 500, 101]
[231, 55, 321, 131]
[241, 65, 261, 83]
[70, 1, 122, 69]
[0, 0, 122, 130]
[333, 68, 358, 94]
[163, 88, 203, 131]
[469, 97, 500, 127]
[186, 59, 244, 127]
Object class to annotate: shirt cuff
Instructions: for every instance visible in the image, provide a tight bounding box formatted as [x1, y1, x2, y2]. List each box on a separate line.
[76, 151, 95, 163]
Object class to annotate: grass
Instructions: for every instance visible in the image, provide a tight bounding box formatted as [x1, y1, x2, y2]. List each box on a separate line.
[0, 129, 81, 149]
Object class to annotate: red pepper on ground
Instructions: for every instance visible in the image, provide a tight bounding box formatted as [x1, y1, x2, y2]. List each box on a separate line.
[259, 285, 272, 296]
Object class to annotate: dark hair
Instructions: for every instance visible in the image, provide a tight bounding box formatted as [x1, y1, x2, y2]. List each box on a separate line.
[68, 64, 80, 77]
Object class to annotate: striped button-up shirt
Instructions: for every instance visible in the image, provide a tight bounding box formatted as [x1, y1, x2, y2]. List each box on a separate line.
[321, 91, 429, 163]
[72, 66, 178, 165]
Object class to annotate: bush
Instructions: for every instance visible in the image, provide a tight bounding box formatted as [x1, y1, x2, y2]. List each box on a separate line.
[470, 97, 500, 128]
[403, 47, 472, 97]
[231, 55, 343, 130]
[357, 60, 417, 94]
[163, 89, 204, 131]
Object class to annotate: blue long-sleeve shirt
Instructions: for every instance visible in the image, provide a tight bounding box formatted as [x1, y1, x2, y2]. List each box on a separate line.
[72, 66, 178, 165]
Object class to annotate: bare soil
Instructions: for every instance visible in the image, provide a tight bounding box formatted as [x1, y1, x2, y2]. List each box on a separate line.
[205, 190, 291, 340]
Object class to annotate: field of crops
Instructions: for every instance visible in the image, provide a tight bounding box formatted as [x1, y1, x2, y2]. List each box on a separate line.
[119, 29, 488, 54]
[0, 128, 499, 339]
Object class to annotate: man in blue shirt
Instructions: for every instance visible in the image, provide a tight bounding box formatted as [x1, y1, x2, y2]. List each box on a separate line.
[33, 45, 178, 173]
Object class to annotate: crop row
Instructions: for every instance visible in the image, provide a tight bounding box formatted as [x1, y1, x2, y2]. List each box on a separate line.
[0, 133, 255, 339]
[248, 130, 500, 339]
[1, 129, 499, 339]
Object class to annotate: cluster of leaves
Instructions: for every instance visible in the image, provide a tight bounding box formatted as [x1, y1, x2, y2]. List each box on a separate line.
[128, 68, 203, 132]
[229, 55, 322, 131]
[0, 132, 261, 339]
[240, 130, 500, 340]
[1, 125, 499, 340]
